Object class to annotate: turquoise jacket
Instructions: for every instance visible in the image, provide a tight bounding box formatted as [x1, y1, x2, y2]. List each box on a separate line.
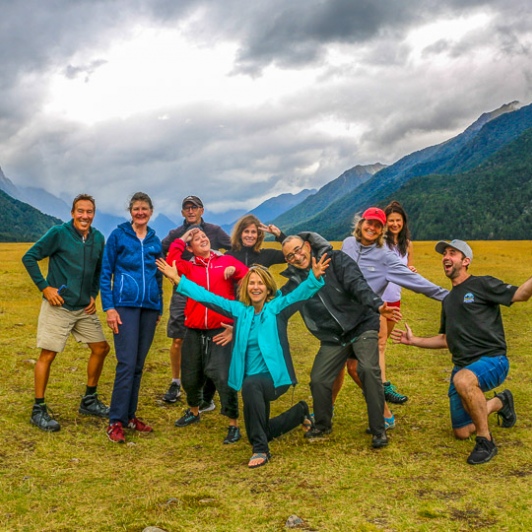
[177, 271, 324, 392]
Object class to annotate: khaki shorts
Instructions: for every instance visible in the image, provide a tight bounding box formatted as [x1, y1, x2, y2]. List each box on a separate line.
[36, 300, 106, 353]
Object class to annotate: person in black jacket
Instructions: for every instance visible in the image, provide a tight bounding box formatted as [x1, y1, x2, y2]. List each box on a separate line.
[225, 214, 286, 268]
[160, 195, 232, 405]
[280, 232, 401, 448]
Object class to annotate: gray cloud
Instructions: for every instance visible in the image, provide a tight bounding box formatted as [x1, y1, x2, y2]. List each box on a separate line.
[1, 0, 531, 222]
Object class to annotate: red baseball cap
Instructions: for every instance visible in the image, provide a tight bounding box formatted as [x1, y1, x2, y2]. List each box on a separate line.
[362, 207, 386, 226]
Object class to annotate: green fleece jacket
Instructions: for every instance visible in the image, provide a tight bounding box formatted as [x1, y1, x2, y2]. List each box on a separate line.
[22, 220, 105, 311]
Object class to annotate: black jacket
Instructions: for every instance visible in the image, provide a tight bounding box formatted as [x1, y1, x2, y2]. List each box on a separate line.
[280, 232, 382, 345]
[225, 232, 286, 267]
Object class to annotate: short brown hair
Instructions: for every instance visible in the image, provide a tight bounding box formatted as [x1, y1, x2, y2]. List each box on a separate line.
[238, 265, 278, 306]
[71, 194, 96, 212]
[128, 192, 153, 212]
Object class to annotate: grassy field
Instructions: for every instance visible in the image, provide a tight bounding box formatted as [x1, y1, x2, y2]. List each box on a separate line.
[0, 241, 531, 531]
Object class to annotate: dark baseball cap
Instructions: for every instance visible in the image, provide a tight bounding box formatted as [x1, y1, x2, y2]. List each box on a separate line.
[182, 195, 204, 209]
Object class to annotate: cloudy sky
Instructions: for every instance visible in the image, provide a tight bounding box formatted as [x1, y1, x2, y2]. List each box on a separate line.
[1, 0, 531, 220]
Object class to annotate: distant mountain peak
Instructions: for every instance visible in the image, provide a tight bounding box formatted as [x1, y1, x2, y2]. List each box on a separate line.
[465, 100, 522, 133]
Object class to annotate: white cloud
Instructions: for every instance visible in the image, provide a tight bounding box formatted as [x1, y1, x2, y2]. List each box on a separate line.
[1, 0, 532, 222]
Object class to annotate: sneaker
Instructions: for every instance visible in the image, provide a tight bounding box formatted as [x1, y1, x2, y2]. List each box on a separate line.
[162, 382, 182, 403]
[30, 403, 60, 432]
[128, 417, 153, 433]
[79, 394, 110, 418]
[175, 408, 200, 427]
[199, 400, 216, 413]
[495, 389, 516, 428]
[107, 421, 125, 443]
[366, 414, 395, 434]
[304, 427, 332, 440]
[223, 426, 241, 444]
[383, 381, 408, 404]
[467, 435, 498, 465]
[372, 431, 389, 448]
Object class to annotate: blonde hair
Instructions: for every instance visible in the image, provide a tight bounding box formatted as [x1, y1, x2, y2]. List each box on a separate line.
[238, 265, 277, 306]
[352, 214, 385, 247]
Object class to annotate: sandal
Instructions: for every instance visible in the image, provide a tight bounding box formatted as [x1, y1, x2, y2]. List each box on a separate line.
[300, 400, 314, 433]
[248, 452, 271, 469]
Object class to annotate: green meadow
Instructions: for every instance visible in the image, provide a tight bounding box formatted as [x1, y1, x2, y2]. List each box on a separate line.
[1, 241, 531, 531]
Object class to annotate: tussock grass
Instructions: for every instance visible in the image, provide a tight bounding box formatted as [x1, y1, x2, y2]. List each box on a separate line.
[1, 241, 531, 531]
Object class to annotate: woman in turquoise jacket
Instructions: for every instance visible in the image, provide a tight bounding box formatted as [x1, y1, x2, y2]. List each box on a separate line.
[157, 253, 330, 468]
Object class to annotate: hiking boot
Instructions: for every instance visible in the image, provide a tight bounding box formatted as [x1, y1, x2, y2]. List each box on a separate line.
[223, 426, 241, 444]
[107, 421, 125, 443]
[199, 400, 216, 413]
[383, 381, 408, 404]
[467, 435, 498, 465]
[175, 408, 200, 427]
[128, 417, 153, 433]
[30, 403, 60, 432]
[79, 394, 110, 418]
[162, 382, 182, 403]
[495, 389, 516, 428]
[304, 427, 332, 440]
[372, 431, 389, 448]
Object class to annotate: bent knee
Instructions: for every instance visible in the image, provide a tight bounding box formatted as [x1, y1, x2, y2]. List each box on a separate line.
[453, 424, 475, 440]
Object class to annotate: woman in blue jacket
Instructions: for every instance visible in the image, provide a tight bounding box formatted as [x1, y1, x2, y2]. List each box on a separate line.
[157, 253, 330, 468]
[101, 192, 163, 444]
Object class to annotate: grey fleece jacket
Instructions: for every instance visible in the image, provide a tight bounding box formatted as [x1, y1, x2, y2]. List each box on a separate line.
[342, 237, 448, 301]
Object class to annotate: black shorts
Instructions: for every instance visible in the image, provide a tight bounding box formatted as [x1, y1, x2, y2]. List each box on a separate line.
[167, 291, 187, 339]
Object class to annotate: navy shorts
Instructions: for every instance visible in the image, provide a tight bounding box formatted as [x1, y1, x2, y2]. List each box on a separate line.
[448, 355, 509, 429]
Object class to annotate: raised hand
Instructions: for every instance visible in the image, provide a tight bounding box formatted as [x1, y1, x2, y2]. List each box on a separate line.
[311, 252, 331, 279]
[156, 258, 181, 285]
[258, 223, 281, 238]
[181, 227, 200, 244]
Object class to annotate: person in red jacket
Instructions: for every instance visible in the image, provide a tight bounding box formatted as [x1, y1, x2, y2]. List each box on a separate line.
[166, 227, 248, 444]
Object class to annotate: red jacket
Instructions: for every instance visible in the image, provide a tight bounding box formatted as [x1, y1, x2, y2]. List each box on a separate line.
[167, 239, 248, 330]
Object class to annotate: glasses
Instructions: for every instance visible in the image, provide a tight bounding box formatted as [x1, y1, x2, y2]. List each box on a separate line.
[284, 245, 304, 263]
[183, 205, 199, 211]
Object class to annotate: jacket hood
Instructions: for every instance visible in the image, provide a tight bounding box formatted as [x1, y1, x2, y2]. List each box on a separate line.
[117, 221, 156, 239]
[298, 231, 332, 257]
[281, 231, 332, 278]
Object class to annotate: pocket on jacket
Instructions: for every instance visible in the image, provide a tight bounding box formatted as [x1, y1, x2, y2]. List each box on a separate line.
[118, 274, 140, 304]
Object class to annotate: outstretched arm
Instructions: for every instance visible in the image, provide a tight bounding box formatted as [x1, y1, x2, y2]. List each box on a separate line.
[391, 322, 448, 349]
[156, 258, 181, 286]
[512, 276, 532, 302]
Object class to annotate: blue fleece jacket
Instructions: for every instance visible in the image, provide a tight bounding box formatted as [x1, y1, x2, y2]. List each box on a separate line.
[176, 270, 324, 391]
[100, 222, 163, 312]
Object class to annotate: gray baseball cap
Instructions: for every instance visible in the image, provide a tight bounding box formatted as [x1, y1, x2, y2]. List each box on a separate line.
[435, 239, 473, 260]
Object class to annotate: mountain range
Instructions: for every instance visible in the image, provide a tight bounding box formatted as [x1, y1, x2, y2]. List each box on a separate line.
[275, 101, 532, 239]
[2, 100, 532, 242]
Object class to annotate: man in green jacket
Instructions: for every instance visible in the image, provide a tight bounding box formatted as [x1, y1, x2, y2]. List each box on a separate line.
[22, 194, 110, 432]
